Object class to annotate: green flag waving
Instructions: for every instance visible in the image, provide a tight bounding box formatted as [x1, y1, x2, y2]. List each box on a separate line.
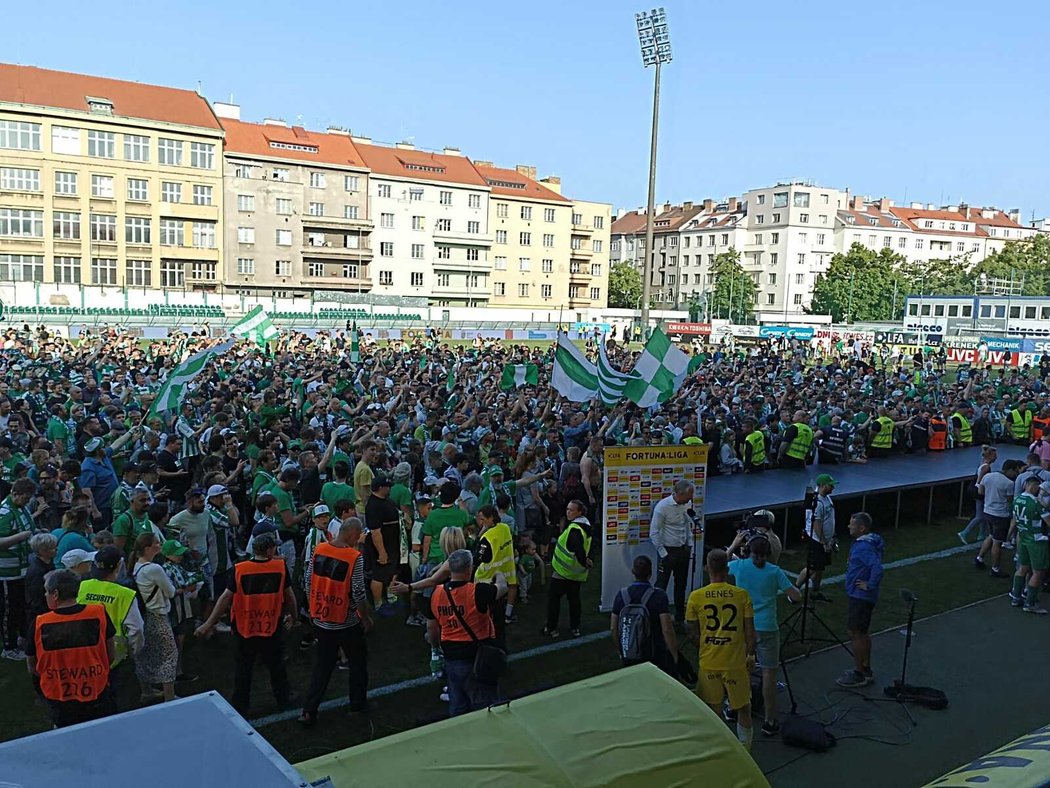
[500, 364, 539, 390]
[622, 327, 691, 407]
[231, 305, 279, 346]
[147, 340, 234, 419]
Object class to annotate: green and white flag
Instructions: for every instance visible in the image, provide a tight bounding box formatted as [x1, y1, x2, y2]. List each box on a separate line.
[500, 363, 539, 390]
[551, 335, 599, 402]
[596, 338, 631, 405]
[148, 340, 234, 418]
[350, 321, 360, 364]
[231, 305, 279, 346]
[623, 327, 691, 408]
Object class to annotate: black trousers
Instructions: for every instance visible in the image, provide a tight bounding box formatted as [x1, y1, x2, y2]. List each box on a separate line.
[0, 578, 26, 650]
[232, 631, 290, 713]
[656, 546, 691, 621]
[546, 577, 583, 630]
[304, 624, 368, 715]
[49, 688, 117, 728]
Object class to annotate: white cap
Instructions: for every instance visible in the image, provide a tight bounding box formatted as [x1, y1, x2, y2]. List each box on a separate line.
[61, 549, 97, 569]
[206, 484, 228, 499]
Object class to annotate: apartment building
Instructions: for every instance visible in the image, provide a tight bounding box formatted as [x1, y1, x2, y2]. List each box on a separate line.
[676, 198, 747, 305]
[609, 208, 647, 270]
[0, 64, 224, 290]
[569, 198, 611, 309]
[355, 141, 491, 306]
[216, 107, 371, 296]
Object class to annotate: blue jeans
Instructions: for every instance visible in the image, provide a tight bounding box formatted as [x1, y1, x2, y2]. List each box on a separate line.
[445, 659, 497, 717]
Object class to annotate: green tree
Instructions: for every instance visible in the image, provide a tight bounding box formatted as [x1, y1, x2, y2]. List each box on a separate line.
[608, 260, 643, 309]
[809, 243, 911, 322]
[971, 234, 1050, 294]
[708, 249, 755, 323]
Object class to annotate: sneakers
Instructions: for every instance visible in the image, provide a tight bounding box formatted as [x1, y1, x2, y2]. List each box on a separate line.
[974, 557, 986, 570]
[386, 590, 400, 605]
[297, 712, 317, 728]
[1002, 540, 1016, 551]
[1023, 605, 1048, 615]
[835, 669, 872, 688]
[404, 612, 427, 628]
[439, 686, 450, 703]
[957, 531, 968, 545]
[505, 614, 518, 624]
[1, 648, 25, 661]
[212, 622, 231, 634]
[990, 568, 1007, 579]
[299, 638, 316, 650]
[1009, 593, 1024, 607]
[571, 628, 582, 637]
[541, 626, 560, 639]
[337, 659, 350, 671]
[723, 704, 738, 723]
[761, 720, 781, 737]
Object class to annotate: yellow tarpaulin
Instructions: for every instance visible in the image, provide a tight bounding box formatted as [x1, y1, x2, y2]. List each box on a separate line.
[296, 663, 769, 788]
[925, 723, 1050, 787]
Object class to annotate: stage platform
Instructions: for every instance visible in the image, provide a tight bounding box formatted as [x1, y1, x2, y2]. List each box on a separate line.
[703, 443, 1030, 527]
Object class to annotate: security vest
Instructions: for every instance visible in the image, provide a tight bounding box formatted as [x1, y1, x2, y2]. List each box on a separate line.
[552, 520, 592, 582]
[77, 579, 136, 666]
[34, 604, 110, 703]
[1009, 409, 1032, 441]
[682, 436, 703, 446]
[434, 582, 495, 643]
[928, 417, 948, 451]
[785, 423, 814, 461]
[474, 522, 516, 584]
[744, 431, 766, 466]
[871, 416, 895, 449]
[821, 425, 848, 459]
[953, 412, 972, 446]
[309, 541, 360, 625]
[231, 558, 286, 638]
[1033, 417, 1050, 443]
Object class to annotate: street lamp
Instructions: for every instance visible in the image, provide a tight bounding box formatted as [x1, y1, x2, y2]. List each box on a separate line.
[636, 7, 672, 339]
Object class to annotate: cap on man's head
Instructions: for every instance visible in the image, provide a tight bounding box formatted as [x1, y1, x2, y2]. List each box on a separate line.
[93, 545, 124, 573]
[815, 473, 837, 487]
[486, 465, 504, 477]
[83, 437, 104, 454]
[61, 549, 96, 569]
[206, 484, 228, 499]
[370, 475, 391, 490]
[312, 503, 331, 518]
[161, 540, 188, 558]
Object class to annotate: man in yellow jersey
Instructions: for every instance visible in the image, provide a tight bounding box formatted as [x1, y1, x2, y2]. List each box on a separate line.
[686, 548, 756, 750]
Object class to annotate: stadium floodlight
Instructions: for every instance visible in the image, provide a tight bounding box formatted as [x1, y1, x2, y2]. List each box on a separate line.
[636, 7, 673, 67]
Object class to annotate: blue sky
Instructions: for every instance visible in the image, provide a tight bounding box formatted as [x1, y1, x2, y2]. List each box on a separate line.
[8, 0, 1049, 218]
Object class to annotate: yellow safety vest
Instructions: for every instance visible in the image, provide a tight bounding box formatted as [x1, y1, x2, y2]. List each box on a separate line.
[77, 577, 136, 667]
[953, 412, 972, 446]
[1009, 409, 1032, 441]
[786, 423, 813, 460]
[552, 520, 592, 582]
[871, 416, 894, 449]
[474, 522, 517, 584]
[744, 431, 766, 466]
[682, 436, 703, 446]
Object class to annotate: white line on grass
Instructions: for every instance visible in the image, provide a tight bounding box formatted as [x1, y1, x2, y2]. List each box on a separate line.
[783, 541, 979, 584]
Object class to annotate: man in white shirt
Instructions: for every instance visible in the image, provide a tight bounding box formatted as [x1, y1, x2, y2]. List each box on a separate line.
[650, 480, 696, 623]
[795, 474, 836, 602]
[976, 459, 1022, 577]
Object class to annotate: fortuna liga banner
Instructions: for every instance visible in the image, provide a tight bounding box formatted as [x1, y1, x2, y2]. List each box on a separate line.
[599, 444, 708, 612]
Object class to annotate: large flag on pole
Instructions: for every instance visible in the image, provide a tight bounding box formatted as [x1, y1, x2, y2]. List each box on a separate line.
[622, 327, 691, 407]
[231, 305, 279, 346]
[596, 338, 632, 405]
[148, 340, 234, 419]
[551, 335, 599, 402]
[350, 321, 360, 364]
[500, 364, 539, 390]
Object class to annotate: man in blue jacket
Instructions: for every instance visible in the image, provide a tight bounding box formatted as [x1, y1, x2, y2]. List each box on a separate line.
[836, 512, 884, 688]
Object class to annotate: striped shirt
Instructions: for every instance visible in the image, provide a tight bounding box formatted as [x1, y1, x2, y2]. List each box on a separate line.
[0, 496, 32, 580]
[175, 416, 200, 460]
[301, 527, 328, 592]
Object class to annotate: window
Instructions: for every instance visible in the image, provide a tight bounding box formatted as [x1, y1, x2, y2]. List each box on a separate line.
[915, 239, 924, 249]
[767, 293, 776, 305]
[88, 213, 116, 242]
[411, 243, 425, 259]
[237, 194, 254, 212]
[793, 192, 810, 208]
[682, 255, 689, 266]
[161, 182, 182, 203]
[543, 233, 555, 247]
[91, 257, 117, 285]
[341, 263, 359, 279]
[308, 172, 326, 189]
[380, 241, 393, 256]
[91, 175, 114, 198]
[191, 222, 215, 248]
[883, 236, 892, 248]
[412, 215, 425, 231]
[756, 194, 766, 205]
[53, 211, 80, 239]
[236, 257, 254, 275]
[468, 194, 481, 209]
[496, 230, 507, 244]
[276, 229, 292, 246]
[54, 171, 78, 195]
[921, 304, 932, 316]
[572, 212, 583, 225]
[276, 198, 292, 215]
[380, 213, 394, 229]
[191, 184, 212, 206]
[948, 305, 959, 317]
[0, 167, 39, 191]
[434, 217, 450, 232]
[160, 219, 183, 246]
[159, 260, 183, 288]
[518, 283, 529, 297]
[594, 216, 604, 229]
[770, 232, 779, 244]
[569, 285, 582, 298]
[436, 246, 451, 260]
[1009, 306, 1021, 319]
[719, 234, 728, 245]
[411, 272, 423, 287]
[86, 130, 115, 158]
[797, 253, 805, 265]
[379, 271, 393, 286]
[51, 126, 79, 154]
[519, 258, 530, 271]
[795, 272, 805, 285]
[409, 188, 423, 202]
[337, 204, 356, 220]
[233, 164, 254, 178]
[521, 206, 532, 220]
[591, 263, 602, 276]
[541, 284, 552, 299]
[494, 256, 507, 270]
[971, 242, 980, 252]
[307, 262, 325, 278]
[377, 183, 391, 198]
[237, 226, 255, 244]
[432, 273, 449, 287]
[519, 232, 531, 245]
[544, 208, 556, 222]
[773, 192, 788, 208]
[772, 213, 781, 223]
[908, 303, 919, 316]
[496, 203, 508, 218]
[124, 134, 149, 162]
[276, 260, 291, 276]
[754, 233, 763, 245]
[494, 282, 506, 296]
[126, 178, 148, 201]
[868, 234, 877, 246]
[272, 168, 290, 182]
[668, 274, 677, 286]
[435, 190, 451, 206]
[957, 242, 965, 252]
[770, 253, 778, 266]
[593, 240, 603, 252]
[125, 259, 151, 286]
[466, 248, 479, 261]
[308, 202, 325, 216]
[344, 175, 359, 191]
[125, 217, 151, 245]
[158, 138, 183, 166]
[768, 272, 777, 285]
[54, 256, 81, 283]
[799, 213, 809, 223]
[467, 220, 480, 234]
[189, 142, 214, 169]
[1041, 307, 1050, 320]
[793, 293, 803, 305]
[590, 287, 601, 300]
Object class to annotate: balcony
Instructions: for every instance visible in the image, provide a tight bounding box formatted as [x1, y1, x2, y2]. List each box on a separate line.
[569, 269, 591, 285]
[302, 214, 373, 233]
[432, 282, 489, 299]
[433, 256, 493, 273]
[432, 228, 494, 246]
[570, 245, 593, 260]
[303, 239, 373, 261]
[571, 222, 594, 236]
[301, 265, 372, 291]
[568, 296, 591, 308]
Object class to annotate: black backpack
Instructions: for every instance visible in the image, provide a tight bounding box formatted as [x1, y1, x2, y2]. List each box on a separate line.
[617, 587, 654, 662]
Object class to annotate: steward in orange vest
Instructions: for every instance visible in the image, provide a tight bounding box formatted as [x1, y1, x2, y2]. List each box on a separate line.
[928, 416, 949, 451]
[196, 533, 295, 714]
[27, 569, 117, 728]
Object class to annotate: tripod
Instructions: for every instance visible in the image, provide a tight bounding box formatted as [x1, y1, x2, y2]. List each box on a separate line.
[781, 548, 852, 658]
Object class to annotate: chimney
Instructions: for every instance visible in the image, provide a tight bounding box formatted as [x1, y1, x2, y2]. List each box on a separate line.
[617, 208, 627, 219]
[910, 202, 923, 209]
[703, 198, 714, 211]
[981, 207, 995, 219]
[852, 195, 867, 209]
[350, 135, 372, 145]
[959, 203, 970, 219]
[395, 141, 415, 150]
[540, 176, 561, 194]
[662, 202, 671, 213]
[263, 117, 287, 127]
[878, 197, 894, 211]
[515, 164, 537, 181]
[926, 203, 935, 210]
[212, 101, 240, 120]
[682, 201, 694, 211]
[442, 147, 462, 156]
[1009, 208, 1021, 224]
[473, 160, 493, 168]
[728, 197, 738, 212]
[945, 204, 957, 213]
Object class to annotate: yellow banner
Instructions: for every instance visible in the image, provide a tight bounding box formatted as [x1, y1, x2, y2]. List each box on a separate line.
[925, 723, 1050, 787]
[604, 445, 709, 469]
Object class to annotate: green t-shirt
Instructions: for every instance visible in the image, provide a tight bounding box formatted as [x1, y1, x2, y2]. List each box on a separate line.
[112, 510, 153, 556]
[390, 483, 413, 513]
[251, 470, 276, 502]
[479, 480, 518, 512]
[421, 505, 472, 563]
[1013, 493, 1048, 543]
[266, 482, 296, 535]
[46, 416, 70, 450]
[320, 481, 356, 512]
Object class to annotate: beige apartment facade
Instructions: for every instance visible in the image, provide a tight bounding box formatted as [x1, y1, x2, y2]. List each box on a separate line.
[569, 198, 611, 309]
[0, 64, 224, 290]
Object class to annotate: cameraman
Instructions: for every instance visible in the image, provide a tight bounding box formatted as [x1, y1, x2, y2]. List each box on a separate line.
[728, 510, 782, 565]
[728, 536, 800, 736]
[795, 474, 836, 602]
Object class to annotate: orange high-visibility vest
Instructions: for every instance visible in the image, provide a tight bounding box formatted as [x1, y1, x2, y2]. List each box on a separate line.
[231, 558, 286, 638]
[309, 542, 360, 624]
[928, 417, 948, 451]
[434, 582, 495, 643]
[35, 604, 110, 703]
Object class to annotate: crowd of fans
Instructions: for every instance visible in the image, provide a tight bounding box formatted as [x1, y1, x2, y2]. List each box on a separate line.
[0, 321, 1048, 729]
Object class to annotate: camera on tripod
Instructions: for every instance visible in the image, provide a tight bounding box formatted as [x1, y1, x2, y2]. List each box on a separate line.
[732, 509, 775, 558]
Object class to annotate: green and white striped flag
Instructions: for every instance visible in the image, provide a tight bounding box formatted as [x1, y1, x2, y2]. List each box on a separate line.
[551, 335, 599, 402]
[623, 327, 691, 408]
[596, 338, 631, 405]
[350, 321, 360, 364]
[231, 305, 279, 346]
[500, 364, 538, 390]
[148, 340, 234, 418]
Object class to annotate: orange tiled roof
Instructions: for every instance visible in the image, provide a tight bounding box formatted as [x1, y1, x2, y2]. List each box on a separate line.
[0, 63, 220, 130]
[355, 142, 487, 187]
[611, 210, 648, 235]
[471, 163, 569, 202]
[222, 119, 365, 169]
[653, 204, 704, 233]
